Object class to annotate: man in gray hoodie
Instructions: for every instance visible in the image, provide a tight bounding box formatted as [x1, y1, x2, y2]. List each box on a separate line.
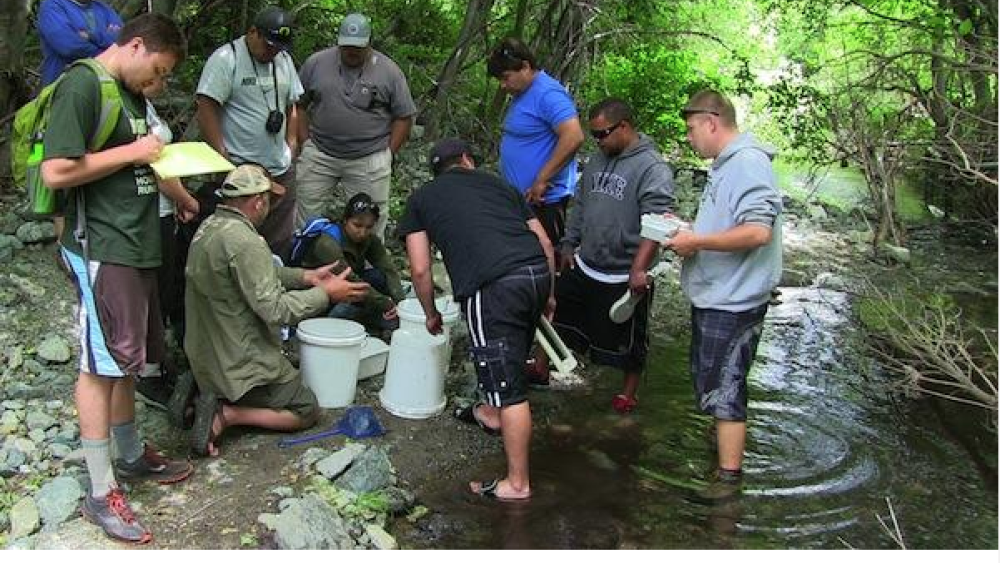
[535, 98, 674, 413]
[666, 89, 782, 501]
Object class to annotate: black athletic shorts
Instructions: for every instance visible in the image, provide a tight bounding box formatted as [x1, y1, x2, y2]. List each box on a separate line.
[552, 266, 652, 372]
[690, 304, 769, 422]
[462, 262, 551, 407]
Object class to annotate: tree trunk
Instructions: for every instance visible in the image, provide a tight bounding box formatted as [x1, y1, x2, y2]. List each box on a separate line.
[0, 0, 30, 192]
[425, 0, 495, 138]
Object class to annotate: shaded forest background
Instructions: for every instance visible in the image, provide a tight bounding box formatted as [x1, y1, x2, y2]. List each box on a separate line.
[0, 0, 995, 243]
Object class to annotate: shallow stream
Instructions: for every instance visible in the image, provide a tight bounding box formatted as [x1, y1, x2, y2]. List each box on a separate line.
[396, 287, 998, 549]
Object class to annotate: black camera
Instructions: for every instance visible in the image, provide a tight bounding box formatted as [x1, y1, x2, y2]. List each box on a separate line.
[265, 110, 284, 134]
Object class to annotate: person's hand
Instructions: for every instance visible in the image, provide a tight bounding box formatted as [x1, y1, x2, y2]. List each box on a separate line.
[303, 262, 344, 286]
[425, 310, 443, 335]
[544, 295, 557, 321]
[525, 179, 550, 205]
[130, 134, 165, 164]
[176, 196, 199, 223]
[664, 229, 700, 258]
[629, 269, 650, 296]
[558, 247, 575, 272]
[318, 268, 369, 302]
[383, 304, 398, 321]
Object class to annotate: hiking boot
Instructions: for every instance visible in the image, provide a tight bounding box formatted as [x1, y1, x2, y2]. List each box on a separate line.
[136, 377, 173, 412]
[167, 370, 197, 429]
[693, 470, 743, 504]
[81, 488, 153, 544]
[114, 443, 193, 485]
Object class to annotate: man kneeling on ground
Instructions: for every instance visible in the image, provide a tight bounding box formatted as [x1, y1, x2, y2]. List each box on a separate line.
[183, 164, 370, 456]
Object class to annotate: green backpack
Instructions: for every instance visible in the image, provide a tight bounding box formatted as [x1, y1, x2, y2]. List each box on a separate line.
[11, 58, 124, 217]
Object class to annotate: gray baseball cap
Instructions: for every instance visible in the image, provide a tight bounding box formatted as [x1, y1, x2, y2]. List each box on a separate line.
[338, 13, 372, 47]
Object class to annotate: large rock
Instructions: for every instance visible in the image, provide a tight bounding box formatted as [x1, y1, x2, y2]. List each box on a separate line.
[296, 447, 331, 471]
[36, 476, 84, 528]
[0, 445, 27, 476]
[258, 494, 354, 550]
[26, 410, 57, 431]
[15, 221, 56, 244]
[0, 234, 24, 261]
[365, 523, 397, 549]
[9, 496, 41, 539]
[880, 243, 911, 265]
[33, 519, 123, 549]
[315, 443, 366, 480]
[334, 445, 395, 494]
[36, 336, 72, 364]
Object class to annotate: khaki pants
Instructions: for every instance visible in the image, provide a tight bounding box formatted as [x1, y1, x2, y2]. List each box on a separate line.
[295, 140, 392, 239]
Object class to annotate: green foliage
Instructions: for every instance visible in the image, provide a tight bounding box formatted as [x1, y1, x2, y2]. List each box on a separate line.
[858, 287, 955, 335]
[581, 45, 718, 150]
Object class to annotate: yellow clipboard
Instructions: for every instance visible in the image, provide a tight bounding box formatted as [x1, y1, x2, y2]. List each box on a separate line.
[150, 142, 235, 179]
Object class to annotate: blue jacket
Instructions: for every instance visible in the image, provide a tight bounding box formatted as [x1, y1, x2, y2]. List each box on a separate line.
[38, 0, 122, 86]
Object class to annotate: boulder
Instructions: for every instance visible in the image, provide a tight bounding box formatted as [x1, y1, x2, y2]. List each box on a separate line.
[33, 518, 123, 549]
[880, 243, 911, 265]
[335, 445, 395, 494]
[9, 496, 41, 539]
[26, 410, 57, 431]
[315, 443, 367, 480]
[0, 234, 23, 261]
[258, 494, 354, 550]
[36, 476, 84, 528]
[36, 336, 72, 364]
[15, 221, 57, 244]
[365, 523, 397, 550]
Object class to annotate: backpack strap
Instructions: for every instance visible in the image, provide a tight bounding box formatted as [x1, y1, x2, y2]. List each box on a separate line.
[71, 59, 124, 152]
[290, 218, 344, 266]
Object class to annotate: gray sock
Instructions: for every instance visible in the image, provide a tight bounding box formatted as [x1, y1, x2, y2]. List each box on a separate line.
[81, 438, 115, 498]
[111, 421, 143, 464]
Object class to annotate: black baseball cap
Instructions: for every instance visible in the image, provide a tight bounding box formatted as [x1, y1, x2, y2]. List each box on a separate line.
[429, 138, 475, 176]
[254, 6, 294, 51]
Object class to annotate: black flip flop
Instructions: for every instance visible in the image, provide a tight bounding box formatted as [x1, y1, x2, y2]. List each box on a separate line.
[453, 402, 500, 436]
[190, 390, 219, 457]
[471, 478, 532, 502]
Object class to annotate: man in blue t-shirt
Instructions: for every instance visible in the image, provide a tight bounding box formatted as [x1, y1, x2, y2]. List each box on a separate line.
[37, 0, 123, 86]
[488, 38, 584, 249]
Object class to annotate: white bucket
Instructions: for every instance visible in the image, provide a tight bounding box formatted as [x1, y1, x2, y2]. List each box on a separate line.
[379, 297, 459, 419]
[358, 337, 390, 380]
[296, 318, 366, 408]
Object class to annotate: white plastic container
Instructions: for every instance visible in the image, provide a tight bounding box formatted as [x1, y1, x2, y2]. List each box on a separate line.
[640, 213, 688, 243]
[357, 337, 390, 380]
[296, 318, 366, 408]
[379, 297, 459, 419]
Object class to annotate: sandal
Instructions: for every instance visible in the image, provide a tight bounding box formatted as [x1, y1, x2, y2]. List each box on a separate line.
[470, 478, 531, 501]
[611, 394, 638, 414]
[190, 390, 219, 457]
[453, 402, 500, 436]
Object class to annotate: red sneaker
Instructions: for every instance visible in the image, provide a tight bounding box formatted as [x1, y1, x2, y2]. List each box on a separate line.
[81, 488, 153, 544]
[611, 394, 638, 414]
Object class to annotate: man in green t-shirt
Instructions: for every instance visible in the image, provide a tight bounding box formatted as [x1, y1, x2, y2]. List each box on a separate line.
[40, 13, 191, 545]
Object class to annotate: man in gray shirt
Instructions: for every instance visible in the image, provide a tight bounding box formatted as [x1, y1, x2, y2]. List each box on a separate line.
[195, 5, 303, 262]
[295, 13, 416, 238]
[665, 89, 782, 503]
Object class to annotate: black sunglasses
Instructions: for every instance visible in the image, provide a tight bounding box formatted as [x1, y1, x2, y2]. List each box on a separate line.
[590, 121, 623, 140]
[348, 199, 380, 217]
[681, 108, 720, 118]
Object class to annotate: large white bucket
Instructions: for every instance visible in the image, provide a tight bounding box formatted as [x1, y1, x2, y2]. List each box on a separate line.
[379, 297, 459, 419]
[297, 318, 366, 408]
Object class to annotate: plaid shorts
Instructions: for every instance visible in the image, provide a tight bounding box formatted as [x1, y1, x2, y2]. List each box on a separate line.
[690, 304, 768, 421]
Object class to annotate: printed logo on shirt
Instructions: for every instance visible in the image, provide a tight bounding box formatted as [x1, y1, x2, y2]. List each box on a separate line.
[135, 164, 158, 196]
[130, 117, 148, 136]
[240, 76, 276, 87]
[590, 172, 627, 200]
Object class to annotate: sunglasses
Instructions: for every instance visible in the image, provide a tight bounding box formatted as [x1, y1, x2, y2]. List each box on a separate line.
[682, 108, 720, 118]
[590, 121, 623, 140]
[348, 199, 380, 216]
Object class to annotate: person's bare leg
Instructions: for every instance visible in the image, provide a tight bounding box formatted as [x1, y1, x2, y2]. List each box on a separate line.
[470, 401, 532, 500]
[716, 420, 746, 471]
[621, 370, 640, 400]
[474, 403, 501, 430]
[109, 375, 136, 426]
[205, 404, 316, 456]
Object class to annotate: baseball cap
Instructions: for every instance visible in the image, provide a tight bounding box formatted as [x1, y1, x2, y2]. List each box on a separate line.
[219, 164, 286, 198]
[429, 138, 475, 176]
[254, 6, 294, 51]
[338, 13, 372, 47]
